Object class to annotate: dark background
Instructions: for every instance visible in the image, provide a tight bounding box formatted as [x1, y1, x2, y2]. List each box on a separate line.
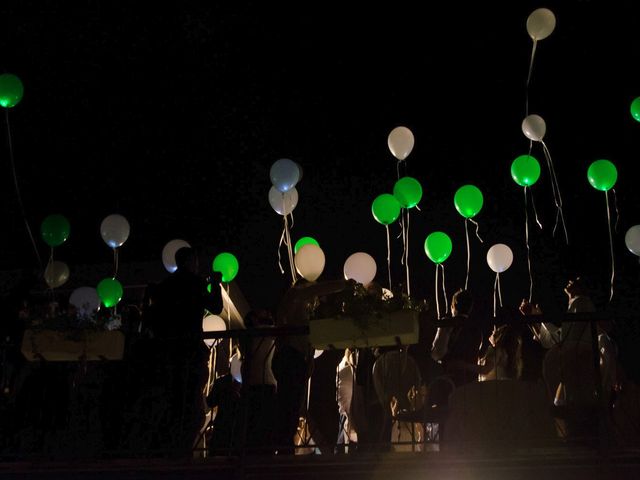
[1, 1, 640, 325]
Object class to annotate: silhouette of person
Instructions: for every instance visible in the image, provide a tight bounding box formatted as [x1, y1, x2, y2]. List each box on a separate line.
[153, 246, 223, 455]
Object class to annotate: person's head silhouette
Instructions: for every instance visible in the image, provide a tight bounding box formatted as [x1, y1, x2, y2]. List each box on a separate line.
[175, 247, 198, 274]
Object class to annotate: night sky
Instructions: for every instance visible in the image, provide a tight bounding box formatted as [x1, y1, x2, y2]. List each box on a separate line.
[2, 1, 640, 320]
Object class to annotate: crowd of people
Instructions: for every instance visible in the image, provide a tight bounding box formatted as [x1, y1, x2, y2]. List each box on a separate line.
[0, 247, 637, 458]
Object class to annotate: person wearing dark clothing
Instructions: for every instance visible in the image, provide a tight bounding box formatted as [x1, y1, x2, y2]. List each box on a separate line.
[431, 289, 484, 387]
[152, 247, 223, 455]
[206, 373, 242, 454]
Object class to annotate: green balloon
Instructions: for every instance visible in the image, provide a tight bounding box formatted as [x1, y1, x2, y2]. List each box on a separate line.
[454, 184, 483, 219]
[40, 214, 70, 247]
[424, 231, 453, 264]
[212, 252, 239, 283]
[371, 193, 401, 225]
[0, 74, 24, 108]
[97, 277, 123, 308]
[294, 236, 319, 254]
[511, 154, 541, 187]
[393, 176, 423, 209]
[631, 97, 640, 122]
[588, 159, 617, 192]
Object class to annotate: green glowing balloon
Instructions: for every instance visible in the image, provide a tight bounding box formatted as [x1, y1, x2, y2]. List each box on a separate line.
[371, 193, 401, 225]
[97, 277, 123, 308]
[0, 74, 24, 108]
[587, 159, 617, 192]
[454, 184, 484, 219]
[511, 154, 541, 187]
[424, 231, 453, 264]
[40, 214, 70, 247]
[393, 176, 423, 209]
[631, 97, 640, 122]
[212, 252, 239, 283]
[294, 236, 319, 254]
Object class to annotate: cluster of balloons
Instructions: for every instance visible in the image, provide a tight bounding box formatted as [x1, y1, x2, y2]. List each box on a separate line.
[0, 73, 24, 109]
[372, 176, 423, 225]
[40, 214, 71, 289]
[294, 236, 319, 254]
[268, 159, 303, 216]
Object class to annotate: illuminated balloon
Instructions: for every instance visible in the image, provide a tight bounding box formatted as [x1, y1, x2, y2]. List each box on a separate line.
[268, 186, 298, 215]
[100, 214, 130, 248]
[522, 114, 546, 142]
[162, 239, 191, 273]
[270, 158, 300, 193]
[371, 194, 401, 225]
[343, 252, 377, 286]
[387, 126, 414, 161]
[213, 252, 239, 283]
[424, 232, 452, 264]
[203, 314, 226, 347]
[0, 73, 24, 108]
[294, 236, 319, 254]
[393, 176, 423, 208]
[587, 159, 617, 192]
[486, 244, 514, 273]
[44, 260, 70, 288]
[630, 97, 640, 123]
[97, 277, 123, 308]
[314, 349, 324, 359]
[526, 8, 556, 41]
[41, 214, 70, 247]
[295, 244, 325, 282]
[454, 185, 483, 219]
[625, 225, 640, 256]
[69, 287, 100, 316]
[511, 155, 541, 187]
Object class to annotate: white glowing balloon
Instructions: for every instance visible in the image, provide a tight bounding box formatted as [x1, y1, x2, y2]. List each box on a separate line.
[162, 239, 191, 273]
[230, 352, 242, 383]
[314, 349, 324, 359]
[343, 252, 377, 286]
[44, 260, 70, 288]
[268, 186, 299, 216]
[625, 225, 640, 256]
[203, 314, 227, 347]
[522, 114, 546, 142]
[526, 8, 556, 41]
[387, 126, 415, 161]
[487, 244, 514, 273]
[100, 214, 130, 248]
[69, 286, 101, 315]
[294, 244, 325, 282]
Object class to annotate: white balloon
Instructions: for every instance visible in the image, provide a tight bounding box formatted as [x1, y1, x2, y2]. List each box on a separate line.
[625, 225, 640, 256]
[44, 260, 70, 288]
[343, 252, 377, 286]
[487, 244, 514, 273]
[69, 286, 101, 315]
[387, 126, 415, 161]
[162, 239, 191, 273]
[314, 349, 324, 359]
[203, 314, 227, 347]
[526, 8, 556, 41]
[268, 186, 299, 216]
[230, 352, 242, 383]
[294, 244, 325, 282]
[100, 214, 130, 248]
[522, 114, 546, 142]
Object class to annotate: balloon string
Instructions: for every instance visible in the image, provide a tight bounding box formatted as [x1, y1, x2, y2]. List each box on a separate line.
[113, 248, 119, 278]
[497, 272, 503, 307]
[386, 224, 392, 291]
[529, 186, 543, 230]
[205, 345, 214, 398]
[276, 225, 286, 274]
[524, 187, 534, 303]
[226, 283, 233, 359]
[5, 109, 42, 268]
[606, 192, 615, 302]
[396, 160, 401, 180]
[526, 39, 538, 116]
[464, 219, 470, 290]
[435, 265, 440, 320]
[441, 264, 448, 315]
[542, 141, 568, 244]
[493, 273, 498, 318]
[612, 188, 620, 233]
[468, 218, 484, 243]
[283, 213, 297, 284]
[289, 210, 295, 229]
[398, 209, 405, 256]
[405, 209, 411, 298]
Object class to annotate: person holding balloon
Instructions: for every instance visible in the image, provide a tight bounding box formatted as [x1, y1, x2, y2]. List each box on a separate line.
[153, 246, 223, 454]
